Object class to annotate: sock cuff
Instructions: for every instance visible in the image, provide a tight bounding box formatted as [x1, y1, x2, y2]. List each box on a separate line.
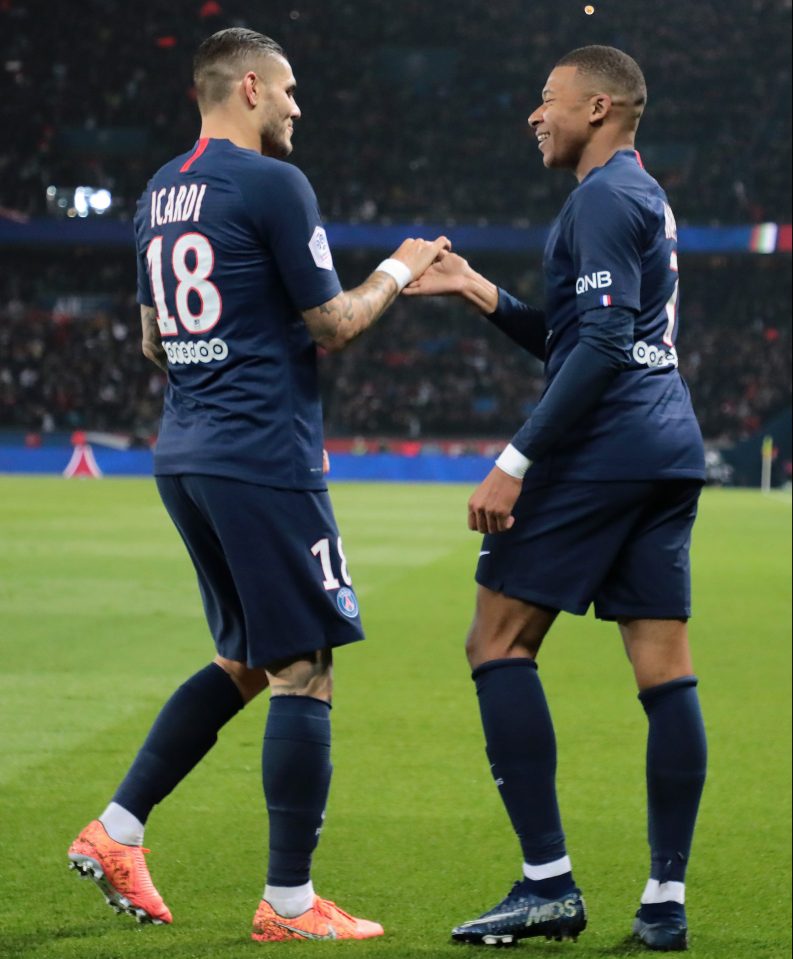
[523, 855, 572, 880]
[641, 878, 686, 905]
[638, 675, 698, 709]
[268, 695, 332, 713]
[266, 695, 332, 746]
[471, 657, 538, 682]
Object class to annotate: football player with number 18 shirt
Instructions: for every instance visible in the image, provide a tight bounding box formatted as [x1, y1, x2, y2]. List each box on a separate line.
[67, 28, 449, 945]
[406, 46, 707, 952]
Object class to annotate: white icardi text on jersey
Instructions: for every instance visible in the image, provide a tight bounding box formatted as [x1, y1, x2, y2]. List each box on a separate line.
[150, 184, 207, 228]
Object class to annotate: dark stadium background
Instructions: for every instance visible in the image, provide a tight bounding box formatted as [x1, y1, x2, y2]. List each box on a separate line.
[1, 0, 791, 486]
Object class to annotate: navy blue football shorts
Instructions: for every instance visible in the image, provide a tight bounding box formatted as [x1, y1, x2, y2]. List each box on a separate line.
[156, 474, 364, 667]
[476, 478, 703, 620]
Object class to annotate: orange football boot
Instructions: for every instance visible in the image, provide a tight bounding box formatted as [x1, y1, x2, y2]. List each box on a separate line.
[68, 819, 172, 924]
[252, 895, 384, 942]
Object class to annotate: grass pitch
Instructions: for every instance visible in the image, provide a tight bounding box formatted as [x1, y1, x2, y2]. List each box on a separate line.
[0, 478, 790, 959]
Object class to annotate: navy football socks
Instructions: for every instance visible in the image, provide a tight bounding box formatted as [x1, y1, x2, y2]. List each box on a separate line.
[473, 658, 573, 897]
[262, 695, 333, 887]
[113, 662, 244, 823]
[639, 676, 707, 886]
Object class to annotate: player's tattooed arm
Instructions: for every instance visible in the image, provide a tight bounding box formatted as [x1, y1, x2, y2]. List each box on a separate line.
[303, 272, 398, 352]
[303, 235, 451, 352]
[140, 305, 168, 372]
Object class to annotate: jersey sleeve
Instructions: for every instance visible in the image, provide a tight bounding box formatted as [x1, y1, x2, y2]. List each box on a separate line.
[485, 288, 547, 360]
[132, 200, 154, 307]
[510, 307, 634, 461]
[567, 181, 644, 315]
[243, 161, 343, 311]
[135, 248, 153, 307]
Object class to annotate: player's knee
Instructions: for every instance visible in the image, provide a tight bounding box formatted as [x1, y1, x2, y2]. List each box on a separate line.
[465, 591, 554, 669]
[618, 618, 693, 690]
[465, 617, 537, 669]
[266, 649, 333, 702]
[464, 621, 484, 667]
[214, 656, 269, 704]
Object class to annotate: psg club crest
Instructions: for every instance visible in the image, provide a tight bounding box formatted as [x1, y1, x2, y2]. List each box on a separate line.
[336, 587, 359, 619]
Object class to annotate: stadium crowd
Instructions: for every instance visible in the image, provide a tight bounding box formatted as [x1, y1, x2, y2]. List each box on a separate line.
[1, 0, 790, 459]
[0, 251, 789, 447]
[1, 0, 790, 225]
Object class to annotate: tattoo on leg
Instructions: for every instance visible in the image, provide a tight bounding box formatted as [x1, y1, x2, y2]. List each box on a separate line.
[268, 649, 333, 698]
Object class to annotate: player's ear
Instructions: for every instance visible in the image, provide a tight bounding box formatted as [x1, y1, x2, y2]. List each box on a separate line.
[242, 71, 258, 108]
[589, 92, 612, 125]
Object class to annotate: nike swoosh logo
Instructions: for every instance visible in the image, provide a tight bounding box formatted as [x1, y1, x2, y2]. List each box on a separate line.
[479, 550, 491, 557]
[271, 920, 338, 941]
[458, 910, 526, 927]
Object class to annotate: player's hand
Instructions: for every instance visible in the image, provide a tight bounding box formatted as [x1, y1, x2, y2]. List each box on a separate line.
[467, 466, 522, 534]
[391, 236, 452, 282]
[403, 252, 499, 314]
[322, 449, 330, 474]
[403, 250, 469, 297]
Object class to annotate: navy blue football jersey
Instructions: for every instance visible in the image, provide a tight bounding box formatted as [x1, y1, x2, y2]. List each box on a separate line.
[533, 149, 705, 481]
[134, 138, 342, 489]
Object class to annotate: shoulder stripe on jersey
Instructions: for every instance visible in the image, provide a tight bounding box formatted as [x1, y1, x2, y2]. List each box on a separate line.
[634, 150, 644, 169]
[180, 138, 210, 173]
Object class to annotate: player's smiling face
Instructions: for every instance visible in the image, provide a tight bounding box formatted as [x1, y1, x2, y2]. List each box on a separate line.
[257, 56, 301, 159]
[529, 66, 594, 172]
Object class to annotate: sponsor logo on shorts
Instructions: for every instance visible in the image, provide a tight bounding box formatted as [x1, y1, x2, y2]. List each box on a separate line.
[164, 337, 229, 365]
[336, 587, 359, 619]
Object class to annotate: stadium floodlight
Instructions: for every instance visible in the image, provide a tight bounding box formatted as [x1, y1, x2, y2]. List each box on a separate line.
[46, 185, 114, 218]
[89, 189, 112, 213]
[73, 187, 90, 217]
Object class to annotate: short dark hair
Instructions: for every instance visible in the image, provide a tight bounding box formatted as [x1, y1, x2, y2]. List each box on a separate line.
[556, 45, 647, 124]
[193, 28, 285, 110]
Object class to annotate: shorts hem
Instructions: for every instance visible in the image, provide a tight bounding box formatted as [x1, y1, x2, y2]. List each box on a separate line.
[219, 630, 365, 670]
[475, 574, 588, 617]
[594, 606, 692, 622]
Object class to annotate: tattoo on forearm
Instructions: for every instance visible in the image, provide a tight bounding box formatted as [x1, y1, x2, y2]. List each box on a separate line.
[307, 272, 398, 350]
[140, 306, 168, 372]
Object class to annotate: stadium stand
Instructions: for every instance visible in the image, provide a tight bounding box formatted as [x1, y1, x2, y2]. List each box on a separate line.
[1, 0, 790, 224]
[1, 0, 790, 482]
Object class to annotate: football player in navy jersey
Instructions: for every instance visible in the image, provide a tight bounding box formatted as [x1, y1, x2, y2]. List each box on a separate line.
[68, 27, 449, 944]
[406, 47, 706, 952]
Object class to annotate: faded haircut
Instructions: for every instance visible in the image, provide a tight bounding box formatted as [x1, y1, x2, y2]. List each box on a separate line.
[557, 45, 647, 126]
[194, 28, 285, 110]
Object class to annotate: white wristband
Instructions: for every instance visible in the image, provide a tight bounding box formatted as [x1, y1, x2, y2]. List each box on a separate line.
[375, 258, 413, 292]
[495, 443, 532, 479]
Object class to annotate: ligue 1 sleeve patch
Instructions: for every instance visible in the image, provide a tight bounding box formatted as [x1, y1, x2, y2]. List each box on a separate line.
[336, 587, 359, 619]
[308, 226, 334, 271]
